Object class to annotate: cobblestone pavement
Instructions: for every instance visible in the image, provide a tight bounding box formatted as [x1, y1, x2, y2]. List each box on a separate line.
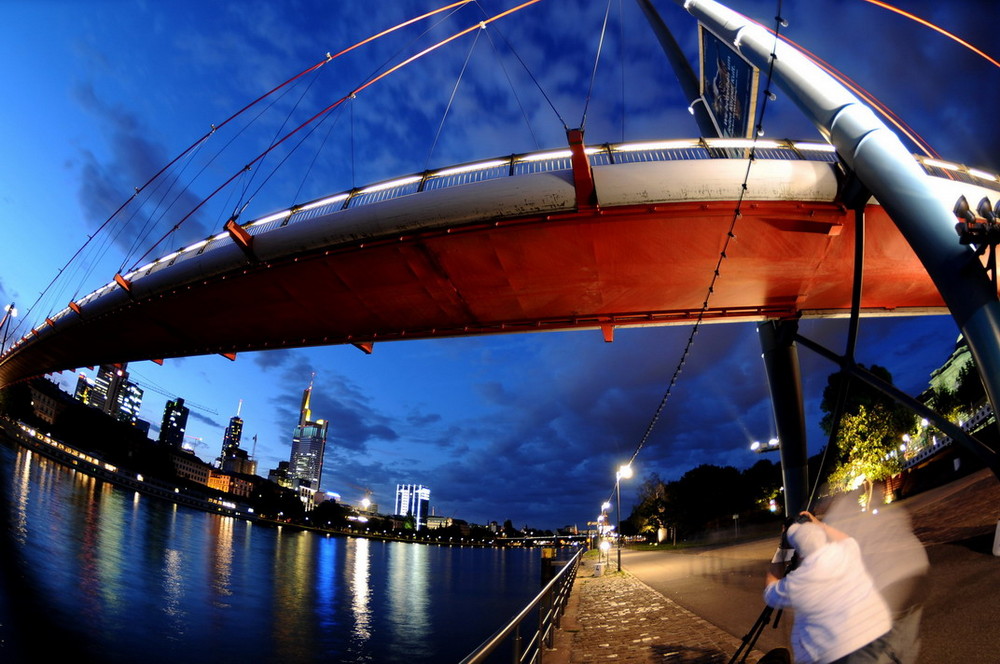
[548, 557, 766, 664]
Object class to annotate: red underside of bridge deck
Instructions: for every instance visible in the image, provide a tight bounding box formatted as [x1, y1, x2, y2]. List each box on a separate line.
[0, 197, 947, 385]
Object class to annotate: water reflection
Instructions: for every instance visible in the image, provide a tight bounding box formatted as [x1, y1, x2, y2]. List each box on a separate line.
[350, 537, 372, 643]
[387, 541, 431, 660]
[209, 516, 235, 608]
[271, 530, 318, 662]
[2, 443, 544, 663]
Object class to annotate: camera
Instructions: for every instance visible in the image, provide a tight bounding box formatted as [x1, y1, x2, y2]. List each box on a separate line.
[794, 513, 812, 525]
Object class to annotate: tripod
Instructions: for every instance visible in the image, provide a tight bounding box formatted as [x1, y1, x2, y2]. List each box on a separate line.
[727, 604, 786, 664]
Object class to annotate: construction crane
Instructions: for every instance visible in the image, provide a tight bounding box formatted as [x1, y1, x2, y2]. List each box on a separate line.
[130, 370, 219, 415]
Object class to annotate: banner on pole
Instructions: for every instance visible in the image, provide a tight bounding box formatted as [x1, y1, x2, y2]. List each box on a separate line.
[698, 25, 760, 138]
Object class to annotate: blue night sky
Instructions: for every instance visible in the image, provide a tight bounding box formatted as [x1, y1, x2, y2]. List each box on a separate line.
[1, 1, 998, 529]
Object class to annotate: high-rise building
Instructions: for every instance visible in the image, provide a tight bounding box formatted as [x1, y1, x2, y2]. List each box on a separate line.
[117, 381, 144, 426]
[74, 373, 93, 404]
[268, 460, 292, 489]
[288, 381, 328, 502]
[394, 484, 431, 531]
[159, 398, 189, 448]
[221, 400, 244, 459]
[74, 364, 143, 426]
[91, 364, 127, 415]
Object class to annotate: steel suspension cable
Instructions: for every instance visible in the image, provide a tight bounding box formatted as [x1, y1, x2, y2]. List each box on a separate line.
[861, 0, 1000, 69]
[602, 0, 788, 512]
[479, 24, 540, 150]
[767, 30, 939, 159]
[473, 0, 566, 132]
[18, 2, 478, 334]
[618, 0, 626, 142]
[126, 0, 547, 273]
[579, 0, 614, 131]
[426, 27, 483, 171]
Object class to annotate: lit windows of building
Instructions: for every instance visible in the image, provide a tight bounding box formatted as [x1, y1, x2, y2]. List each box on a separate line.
[159, 398, 189, 448]
[221, 400, 244, 460]
[287, 381, 328, 506]
[394, 484, 431, 531]
[117, 382, 144, 426]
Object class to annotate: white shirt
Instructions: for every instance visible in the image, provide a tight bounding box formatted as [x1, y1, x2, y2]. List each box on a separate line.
[764, 537, 892, 664]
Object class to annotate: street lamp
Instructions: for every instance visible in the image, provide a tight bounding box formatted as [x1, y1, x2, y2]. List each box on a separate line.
[0, 303, 17, 354]
[616, 463, 633, 572]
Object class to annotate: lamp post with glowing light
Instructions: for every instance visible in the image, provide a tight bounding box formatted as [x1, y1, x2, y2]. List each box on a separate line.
[0, 303, 16, 354]
[615, 462, 633, 572]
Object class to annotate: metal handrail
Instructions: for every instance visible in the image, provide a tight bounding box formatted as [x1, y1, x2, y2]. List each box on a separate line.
[460, 548, 582, 664]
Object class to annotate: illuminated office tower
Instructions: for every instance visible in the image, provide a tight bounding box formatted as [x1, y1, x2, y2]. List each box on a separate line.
[221, 400, 245, 458]
[90, 364, 126, 414]
[76, 364, 143, 425]
[74, 373, 93, 404]
[288, 381, 328, 501]
[117, 381, 144, 425]
[158, 398, 189, 448]
[394, 484, 431, 531]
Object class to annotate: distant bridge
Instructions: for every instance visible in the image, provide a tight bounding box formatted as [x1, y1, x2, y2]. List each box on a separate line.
[2, 136, 997, 388]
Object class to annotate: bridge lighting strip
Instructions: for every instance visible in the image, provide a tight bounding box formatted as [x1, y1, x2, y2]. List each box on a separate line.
[919, 156, 999, 183]
[792, 142, 837, 152]
[518, 149, 574, 162]
[708, 138, 781, 149]
[922, 158, 961, 172]
[968, 168, 999, 182]
[181, 239, 210, 253]
[297, 192, 350, 213]
[359, 175, 423, 194]
[433, 159, 509, 177]
[247, 209, 293, 228]
[614, 139, 700, 152]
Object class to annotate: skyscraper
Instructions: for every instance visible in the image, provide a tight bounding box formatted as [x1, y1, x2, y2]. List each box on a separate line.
[159, 398, 189, 448]
[394, 484, 431, 531]
[288, 380, 328, 501]
[75, 364, 143, 425]
[221, 400, 244, 459]
[117, 381, 144, 426]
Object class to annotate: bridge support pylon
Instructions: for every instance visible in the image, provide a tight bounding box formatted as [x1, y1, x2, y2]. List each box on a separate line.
[758, 319, 809, 516]
[680, 0, 1000, 483]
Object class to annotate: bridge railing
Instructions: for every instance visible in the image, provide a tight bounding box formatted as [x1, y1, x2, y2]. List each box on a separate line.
[125, 138, 845, 274]
[23, 138, 1000, 343]
[459, 547, 582, 664]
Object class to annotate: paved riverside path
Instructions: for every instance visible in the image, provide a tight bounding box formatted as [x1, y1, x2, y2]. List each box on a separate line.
[549, 467, 1000, 664]
[548, 555, 768, 664]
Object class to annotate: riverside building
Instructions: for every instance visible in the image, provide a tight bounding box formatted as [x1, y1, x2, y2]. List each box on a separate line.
[394, 484, 431, 530]
[288, 380, 328, 505]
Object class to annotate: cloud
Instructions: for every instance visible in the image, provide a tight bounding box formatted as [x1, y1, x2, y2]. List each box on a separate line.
[187, 409, 223, 430]
[251, 349, 295, 371]
[71, 82, 213, 258]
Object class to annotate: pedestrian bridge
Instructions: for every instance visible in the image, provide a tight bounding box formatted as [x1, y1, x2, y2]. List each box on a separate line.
[1, 136, 998, 387]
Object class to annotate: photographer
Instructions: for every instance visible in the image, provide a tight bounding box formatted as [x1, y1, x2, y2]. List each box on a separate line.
[763, 511, 895, 664]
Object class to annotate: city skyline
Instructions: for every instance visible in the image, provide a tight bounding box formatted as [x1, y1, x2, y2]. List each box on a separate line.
[1, 1, 998, 529]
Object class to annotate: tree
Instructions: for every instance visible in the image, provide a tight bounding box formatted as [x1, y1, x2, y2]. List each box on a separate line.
[826, 404, 903, 509]
[954, 361, 986, 411]
[819, 365, 913, 437]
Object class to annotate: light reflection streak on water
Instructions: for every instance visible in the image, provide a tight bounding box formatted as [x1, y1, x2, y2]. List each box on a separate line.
[350, 537, 372, 643]
[271, 531, 317, 661]
[314, 533, 337, 630]
[12, 448, 32, 544]
[93, 478, 125, 621]
[387, 541, 431, 659]
[162, 547, 186, 631]
[210, 516, 234, 608]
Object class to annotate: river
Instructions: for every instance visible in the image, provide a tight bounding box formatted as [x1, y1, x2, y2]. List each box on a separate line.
[0, 438, 553, 663]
